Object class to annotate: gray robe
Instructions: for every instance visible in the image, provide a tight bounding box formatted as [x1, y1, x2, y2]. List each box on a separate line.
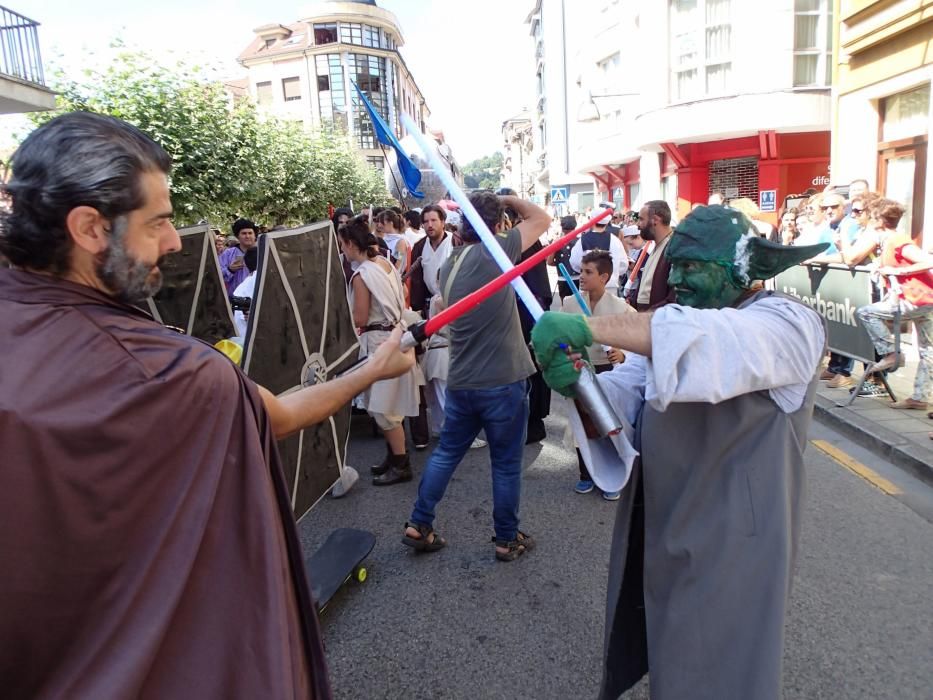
[587, 291, 824, 700]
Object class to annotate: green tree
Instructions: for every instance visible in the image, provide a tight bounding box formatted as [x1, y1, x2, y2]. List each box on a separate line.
[462, 152, 504, 190]
[29, 50, 392, 227]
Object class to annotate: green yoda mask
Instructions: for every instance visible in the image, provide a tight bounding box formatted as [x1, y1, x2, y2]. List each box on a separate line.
[665, 205, 828, 310]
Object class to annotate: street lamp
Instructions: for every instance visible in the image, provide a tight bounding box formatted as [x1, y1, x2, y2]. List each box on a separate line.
[577, 91, 639, 123]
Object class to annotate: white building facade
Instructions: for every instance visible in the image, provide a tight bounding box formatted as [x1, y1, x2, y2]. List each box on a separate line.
[501, 112, 536, 198]
[527, 0, 595, 213]
[536, 0, 835, 224]
[237, 0, 431, 171]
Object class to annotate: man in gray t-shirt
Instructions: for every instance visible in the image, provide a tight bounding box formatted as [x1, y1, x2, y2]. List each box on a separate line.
[441, 228, 536, 389]
[404, 191, 551, 562]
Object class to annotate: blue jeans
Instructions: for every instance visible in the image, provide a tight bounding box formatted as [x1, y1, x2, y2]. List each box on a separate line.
[828, 352, 854, 376]
[410, 379, 529, 541]
[857, 299, 933, 401]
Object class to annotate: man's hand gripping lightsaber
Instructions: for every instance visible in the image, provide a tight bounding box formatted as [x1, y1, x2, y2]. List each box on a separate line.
[398, 114, 623, 437]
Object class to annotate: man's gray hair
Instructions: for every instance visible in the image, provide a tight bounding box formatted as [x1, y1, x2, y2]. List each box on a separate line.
[0, 112, 172, 273]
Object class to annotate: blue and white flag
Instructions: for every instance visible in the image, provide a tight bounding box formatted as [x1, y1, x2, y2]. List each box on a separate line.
[351, 81, 424, 198]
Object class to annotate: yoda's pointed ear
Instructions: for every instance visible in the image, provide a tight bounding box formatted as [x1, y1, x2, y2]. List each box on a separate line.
[745, 238, 830, 281]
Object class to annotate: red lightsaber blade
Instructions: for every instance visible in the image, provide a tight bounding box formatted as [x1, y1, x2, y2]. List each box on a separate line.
[343, 208, 623, 436]
[421, 209, 610, 337]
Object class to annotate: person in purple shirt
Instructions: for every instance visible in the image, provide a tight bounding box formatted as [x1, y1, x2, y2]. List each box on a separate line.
[220, 218, 257, 294]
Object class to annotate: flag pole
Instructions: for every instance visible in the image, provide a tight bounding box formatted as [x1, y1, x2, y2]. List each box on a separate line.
[379, 142, 407, 210]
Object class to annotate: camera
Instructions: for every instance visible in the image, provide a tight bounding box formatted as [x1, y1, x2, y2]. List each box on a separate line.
[230, 296, 252, 312]
[495, 187, 523, 226]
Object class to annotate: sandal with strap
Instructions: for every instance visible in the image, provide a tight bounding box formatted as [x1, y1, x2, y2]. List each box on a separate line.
[402, 521, 446, 553]
[492, 531, 535, 562]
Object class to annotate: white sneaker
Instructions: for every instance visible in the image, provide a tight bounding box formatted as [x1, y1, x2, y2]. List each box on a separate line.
[331, 466, 359, 498]
[470, 438, 487, 449]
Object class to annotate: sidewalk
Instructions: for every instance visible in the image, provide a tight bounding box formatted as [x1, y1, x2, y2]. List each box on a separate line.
[814, 358, 933, 487]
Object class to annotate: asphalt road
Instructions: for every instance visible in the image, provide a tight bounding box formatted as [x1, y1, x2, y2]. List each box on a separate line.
[297, 402, 933, 700]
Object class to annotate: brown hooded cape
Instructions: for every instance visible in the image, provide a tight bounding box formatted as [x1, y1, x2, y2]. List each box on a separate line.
[0, 269, 330, 699]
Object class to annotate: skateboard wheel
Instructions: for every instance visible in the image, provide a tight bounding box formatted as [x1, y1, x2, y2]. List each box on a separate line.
[356, 566, 367, 583]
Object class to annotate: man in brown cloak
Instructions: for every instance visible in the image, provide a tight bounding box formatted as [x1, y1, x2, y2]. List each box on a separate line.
[0, 112, 414, 699]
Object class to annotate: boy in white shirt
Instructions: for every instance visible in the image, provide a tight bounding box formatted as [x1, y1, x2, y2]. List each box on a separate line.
[561, 249, 632, 500]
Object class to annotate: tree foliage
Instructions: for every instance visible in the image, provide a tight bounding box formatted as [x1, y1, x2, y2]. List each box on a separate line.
[462, 152, 504, 190]
[30, 50, 392, 227]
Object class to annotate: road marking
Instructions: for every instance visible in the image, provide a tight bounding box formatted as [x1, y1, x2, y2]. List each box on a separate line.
[810, 440, 903, 496]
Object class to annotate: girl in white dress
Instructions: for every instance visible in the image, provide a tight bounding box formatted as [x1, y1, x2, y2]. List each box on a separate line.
[340, 216, 423, 485]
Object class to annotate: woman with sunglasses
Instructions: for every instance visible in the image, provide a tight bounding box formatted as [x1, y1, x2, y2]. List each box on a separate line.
[831, 193, 882, 267]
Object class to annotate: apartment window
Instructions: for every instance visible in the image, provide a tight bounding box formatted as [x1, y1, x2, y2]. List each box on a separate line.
[669, 0, 732, 102]
[316, 54, 347, 128]
[598, 52, 620, 75]
[340, 23, 379, 48]
[597, 52, 621, 90]
[255, 81, 273, 107]
[348, 54, 389, 149]
[878, 84, 930, 238]
[341, 23, 362, 45]
[793, 0, 833, 87]
[380, 32, 396, 50]
[367, 155, 385, 171]
[313, 23, 337, 45]
[282, 77, 301, 102]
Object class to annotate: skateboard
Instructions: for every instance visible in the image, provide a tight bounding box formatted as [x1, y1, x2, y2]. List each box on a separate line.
[306, 528, 376, 613]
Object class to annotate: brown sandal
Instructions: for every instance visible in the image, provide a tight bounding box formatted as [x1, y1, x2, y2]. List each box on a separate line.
[492, 531, 535, 562]
[402, 522, 446, 553]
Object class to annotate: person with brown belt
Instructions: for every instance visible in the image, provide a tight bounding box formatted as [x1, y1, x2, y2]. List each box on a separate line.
[340, 215, 424, 485]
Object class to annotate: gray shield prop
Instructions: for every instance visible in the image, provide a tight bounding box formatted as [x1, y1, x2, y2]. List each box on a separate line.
[241, 221, 360, 521]
[147, 224, 235, 344]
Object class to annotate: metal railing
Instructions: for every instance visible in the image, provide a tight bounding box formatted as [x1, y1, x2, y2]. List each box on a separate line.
[0, 6, 45, 86]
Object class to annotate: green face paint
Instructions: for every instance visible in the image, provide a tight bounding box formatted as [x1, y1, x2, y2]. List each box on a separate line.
[665, 205, 831, 302]
[668, 259, 744, 310]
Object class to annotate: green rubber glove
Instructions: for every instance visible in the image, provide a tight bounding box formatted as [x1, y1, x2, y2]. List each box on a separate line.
[531, 312, 593, 397]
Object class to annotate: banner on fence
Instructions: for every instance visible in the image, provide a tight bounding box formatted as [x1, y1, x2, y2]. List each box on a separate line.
[772, 264, 876, 362]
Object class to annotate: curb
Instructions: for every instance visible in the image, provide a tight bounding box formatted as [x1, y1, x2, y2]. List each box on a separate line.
[813, 395, 933, 488]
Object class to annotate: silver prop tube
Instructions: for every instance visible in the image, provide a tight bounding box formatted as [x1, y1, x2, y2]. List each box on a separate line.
[574, 363, 624, 436]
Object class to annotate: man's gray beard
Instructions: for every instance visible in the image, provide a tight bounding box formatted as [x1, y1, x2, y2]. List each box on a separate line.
[97, 217, 163, 305]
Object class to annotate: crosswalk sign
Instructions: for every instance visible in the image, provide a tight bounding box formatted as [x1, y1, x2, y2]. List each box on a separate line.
[550, 187, 569, 205]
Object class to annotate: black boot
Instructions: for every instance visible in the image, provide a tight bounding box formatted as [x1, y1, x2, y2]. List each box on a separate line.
[370, 445, 392, 476]
[373, 453, 413, 486]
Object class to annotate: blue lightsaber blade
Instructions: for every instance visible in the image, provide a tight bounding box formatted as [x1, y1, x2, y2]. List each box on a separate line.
[400, 114, 622, 437]
[557, 263, 591, 317]
[399, 114, 543, 319]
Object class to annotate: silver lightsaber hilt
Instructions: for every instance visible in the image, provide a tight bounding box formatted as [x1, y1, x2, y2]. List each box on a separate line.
[400, 320, 427, 352]
[573, 363, 623, 437]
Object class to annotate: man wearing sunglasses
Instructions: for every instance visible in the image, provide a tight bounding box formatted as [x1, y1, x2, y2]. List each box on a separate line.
[808, 191, 862, 387]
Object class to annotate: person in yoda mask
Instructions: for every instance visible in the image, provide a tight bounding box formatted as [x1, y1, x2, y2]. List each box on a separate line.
[531, 205, 829, 700]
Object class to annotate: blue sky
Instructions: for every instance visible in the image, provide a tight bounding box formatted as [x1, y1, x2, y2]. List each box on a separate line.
[10, 0, 535, 162]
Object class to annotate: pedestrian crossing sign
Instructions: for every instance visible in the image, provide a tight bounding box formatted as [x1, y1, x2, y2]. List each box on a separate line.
[550, 187, 569, 205]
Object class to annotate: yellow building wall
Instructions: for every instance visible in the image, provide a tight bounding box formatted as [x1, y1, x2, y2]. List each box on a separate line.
[837, 0, 933, 95]
[831, 0, 932, 243]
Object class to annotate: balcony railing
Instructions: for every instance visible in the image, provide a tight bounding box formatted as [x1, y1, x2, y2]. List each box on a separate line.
[0, 6, 45, 86]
